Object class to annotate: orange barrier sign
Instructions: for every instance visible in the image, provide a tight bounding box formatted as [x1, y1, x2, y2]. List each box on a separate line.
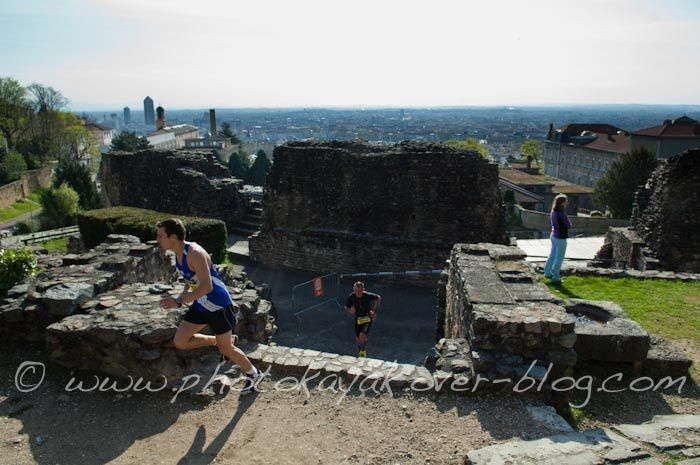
[312, 277, 324, 297]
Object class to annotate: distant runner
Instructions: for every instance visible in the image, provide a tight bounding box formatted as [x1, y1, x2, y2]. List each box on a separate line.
[344, 281, 381, 358]
[156, 218, 263, 395]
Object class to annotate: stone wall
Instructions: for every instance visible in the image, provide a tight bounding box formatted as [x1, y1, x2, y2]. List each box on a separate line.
[592, 149, 700, 272]
[47, 274, 276, 382]
[0, 235, 176, 343]
[630, 149, 700, 272]
[100, 150, 248, 229]
[442, 243, 577, 380]
[518, 207, 629, 237]
[250, 141, 507, 276]
[0, 165, 54, 209]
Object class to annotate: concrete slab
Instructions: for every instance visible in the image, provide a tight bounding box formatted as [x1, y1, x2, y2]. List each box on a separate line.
[517, 236, 605, 265]
[614, 414, 700, 452]
[465, 427, 649, 465]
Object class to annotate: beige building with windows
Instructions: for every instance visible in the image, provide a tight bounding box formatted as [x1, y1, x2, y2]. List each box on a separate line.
[544, 116, 700, 188]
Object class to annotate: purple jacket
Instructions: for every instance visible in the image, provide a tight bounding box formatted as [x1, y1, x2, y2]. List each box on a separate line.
[551, 209, 572, 239]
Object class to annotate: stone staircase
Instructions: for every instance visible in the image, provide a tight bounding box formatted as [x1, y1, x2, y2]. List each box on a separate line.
[230, 199, 263, 237]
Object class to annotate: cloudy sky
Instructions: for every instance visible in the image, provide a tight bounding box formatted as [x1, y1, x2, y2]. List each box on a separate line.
[2, 0, 699, 110]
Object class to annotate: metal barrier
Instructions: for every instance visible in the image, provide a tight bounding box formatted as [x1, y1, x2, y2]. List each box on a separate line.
[1, 226, 80, 248]
[290, 268, 443, 321]
[291, 272, 342, 321]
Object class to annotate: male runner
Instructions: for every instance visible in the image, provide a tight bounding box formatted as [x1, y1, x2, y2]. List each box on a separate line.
[344, 281, 381, 357]
[156, 218, 262, 394]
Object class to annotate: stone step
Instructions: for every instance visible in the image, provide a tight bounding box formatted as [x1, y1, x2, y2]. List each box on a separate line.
[238, 219, 261, 229]
[231, 226, 259, 237]
[244, 343, 442, 390]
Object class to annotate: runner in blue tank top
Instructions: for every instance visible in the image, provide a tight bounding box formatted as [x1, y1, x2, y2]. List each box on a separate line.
[156, 218, 262, 394]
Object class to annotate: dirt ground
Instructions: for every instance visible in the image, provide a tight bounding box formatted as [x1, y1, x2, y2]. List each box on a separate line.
[1, 343, 698, 465]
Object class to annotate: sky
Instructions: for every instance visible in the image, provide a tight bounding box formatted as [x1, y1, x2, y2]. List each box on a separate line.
[2, 0, 699, 110]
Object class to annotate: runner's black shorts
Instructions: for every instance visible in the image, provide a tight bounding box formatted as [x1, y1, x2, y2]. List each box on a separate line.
[183, 304, 237, 335]
[355, 316, 372, 337]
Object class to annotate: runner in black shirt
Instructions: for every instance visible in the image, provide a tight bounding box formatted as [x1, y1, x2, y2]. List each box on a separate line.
[344, 281, 381, 358]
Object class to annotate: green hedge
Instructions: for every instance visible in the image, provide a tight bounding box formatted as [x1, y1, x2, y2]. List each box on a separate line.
[77, 207, 227, 263]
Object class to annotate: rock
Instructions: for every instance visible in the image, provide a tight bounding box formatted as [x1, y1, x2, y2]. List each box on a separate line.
[42, 283, 95, 316]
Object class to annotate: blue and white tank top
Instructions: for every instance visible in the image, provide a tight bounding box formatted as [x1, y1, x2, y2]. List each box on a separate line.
[175, 242, 233, 312]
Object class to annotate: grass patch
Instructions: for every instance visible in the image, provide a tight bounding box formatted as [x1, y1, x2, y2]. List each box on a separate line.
[0, 196, 41, 222]
[567, 406, 590, 429]
[37, 237, 69, 253]
[545, 276, 700, 342]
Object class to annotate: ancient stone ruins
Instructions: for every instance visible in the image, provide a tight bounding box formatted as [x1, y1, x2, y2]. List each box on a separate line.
[592, 148, 700, 272]
[2, 141, 698, 461]
[0, 235, 276, 383]
[100, 150, 249, 230]
[250, 141, 507, 279]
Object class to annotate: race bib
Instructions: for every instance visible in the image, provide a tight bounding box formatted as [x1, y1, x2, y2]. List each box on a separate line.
[356, 316, 372, 325]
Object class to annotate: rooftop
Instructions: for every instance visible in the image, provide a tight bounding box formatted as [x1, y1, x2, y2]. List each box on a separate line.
[632, 115, 700, 138]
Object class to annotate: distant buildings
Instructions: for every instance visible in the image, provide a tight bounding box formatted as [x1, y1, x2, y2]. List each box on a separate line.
[85, 122, 114, 153]
[544, 116, 700, 187]
[143, 96, 155, 126]
[123, 106, 131, 125]
[630, 115, 700, 158]
[146, 105, 199, 149]
[498, 166, 594, 214]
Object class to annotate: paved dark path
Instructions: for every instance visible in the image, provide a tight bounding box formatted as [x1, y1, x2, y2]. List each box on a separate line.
[233, 261, 438, 365]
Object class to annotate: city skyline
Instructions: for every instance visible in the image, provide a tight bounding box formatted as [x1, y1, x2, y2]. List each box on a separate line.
[3, 0, 700, 110]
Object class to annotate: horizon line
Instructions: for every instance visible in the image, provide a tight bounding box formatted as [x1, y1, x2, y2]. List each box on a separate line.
[72, 103, 700, 113]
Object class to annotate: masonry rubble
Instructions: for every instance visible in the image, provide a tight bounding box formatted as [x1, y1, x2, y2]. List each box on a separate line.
[250, 140, 507, 283]
[100, 149, 249, 229]
[0, 234, 277, 383]
[592, 148, 700, 273]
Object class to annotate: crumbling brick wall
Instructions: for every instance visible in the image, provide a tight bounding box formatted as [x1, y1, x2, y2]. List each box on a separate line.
[100, 150, 248, 229]
[250, 141, 507, 276]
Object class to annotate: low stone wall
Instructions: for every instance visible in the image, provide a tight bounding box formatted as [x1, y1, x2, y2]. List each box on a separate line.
[518, 206, 629, 236]
[47, 277, 276, 381]
[591, 227, 659, 270]
[0, 235, 175, 343]
[532, 262, 700, 281]
[443, 243, 577, 380]
[0, 165, 54, 209]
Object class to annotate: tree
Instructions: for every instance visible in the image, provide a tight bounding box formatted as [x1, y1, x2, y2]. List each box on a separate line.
[0, 149, 27, 184]
[519, 140, 542, 165]
[110, 131, 152, 151]
[40, 183, 80, 228]
[595, 148, 658, 219]
[27, 83, 68, 114]
[445, 138, 492, 160]
[247, 150, 272, 186]
[0, 77, 33, 150]
[228, 151, 249, 180]
[219, 122, 241, 145]
[53, 160, 101, 210]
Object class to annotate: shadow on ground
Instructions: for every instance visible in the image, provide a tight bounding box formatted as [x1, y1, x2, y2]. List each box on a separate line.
[0, 343, 259, 465]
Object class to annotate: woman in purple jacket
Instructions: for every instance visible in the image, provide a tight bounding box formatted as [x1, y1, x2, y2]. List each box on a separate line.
[544, 194, 572, 283]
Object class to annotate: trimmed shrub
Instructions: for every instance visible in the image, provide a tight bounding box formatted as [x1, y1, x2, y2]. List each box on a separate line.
[40, 183, 80, 229]
[13, 218, 41, 234]
[0, 248, 37, 295]
[78, 207, 227, 263]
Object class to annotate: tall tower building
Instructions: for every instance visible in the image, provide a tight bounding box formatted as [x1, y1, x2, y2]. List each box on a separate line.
[123, 106, 131, 125]
[143, 96, 155, 126]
